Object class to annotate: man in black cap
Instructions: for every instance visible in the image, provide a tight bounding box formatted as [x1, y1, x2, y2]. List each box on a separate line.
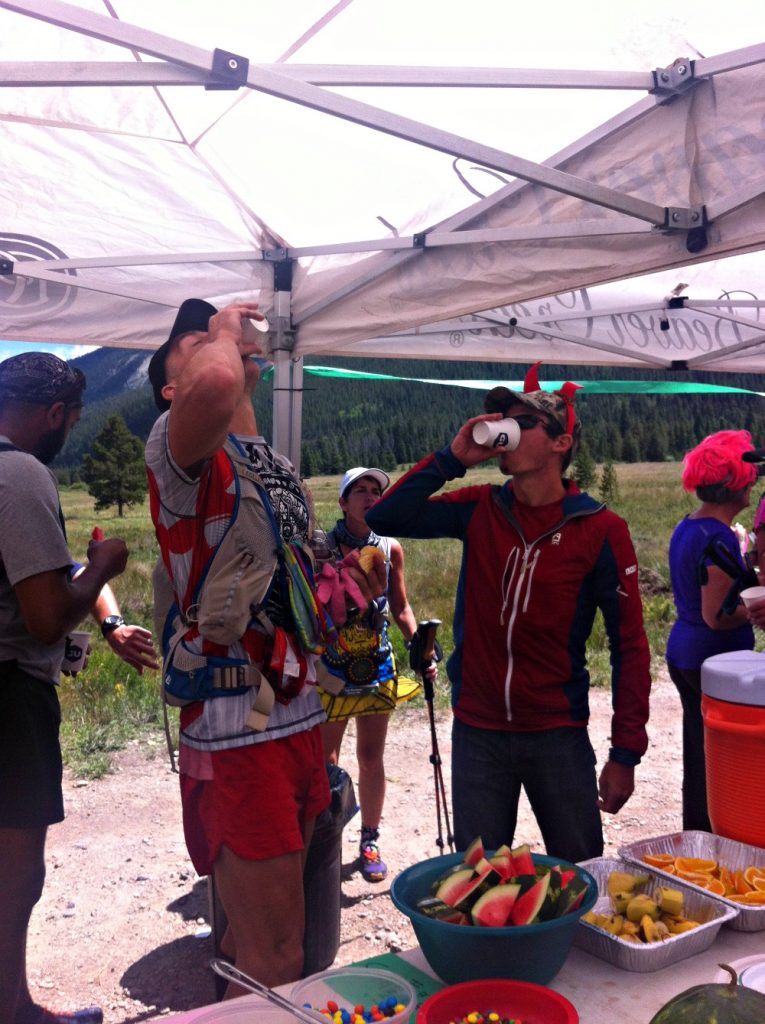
[367, 367, 651, 864]
[145, 300, 385, 992]
[0, 353, 129, 1024]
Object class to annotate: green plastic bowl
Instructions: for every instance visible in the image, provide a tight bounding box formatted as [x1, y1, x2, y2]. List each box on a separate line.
[390, 851, 597, 986]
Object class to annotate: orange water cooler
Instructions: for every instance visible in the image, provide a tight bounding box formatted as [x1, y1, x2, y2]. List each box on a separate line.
[701, 651, 765, 847]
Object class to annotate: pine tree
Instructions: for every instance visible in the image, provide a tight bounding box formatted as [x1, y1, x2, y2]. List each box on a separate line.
[572, 442, 596, 489]
[621, 434, 640, 463]
[81, 414, 147, 517]
[599, 458, 619, 504]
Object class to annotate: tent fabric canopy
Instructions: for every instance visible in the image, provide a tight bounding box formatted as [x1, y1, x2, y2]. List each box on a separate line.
[1, 0, 764, 464]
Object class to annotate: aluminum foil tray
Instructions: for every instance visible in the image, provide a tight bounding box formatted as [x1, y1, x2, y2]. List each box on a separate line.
[573, 856, 738, 972]
[619, 831, 765, 933]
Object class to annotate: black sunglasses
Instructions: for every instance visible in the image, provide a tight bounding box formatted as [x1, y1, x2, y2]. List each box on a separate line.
[512, 413, 548, 431]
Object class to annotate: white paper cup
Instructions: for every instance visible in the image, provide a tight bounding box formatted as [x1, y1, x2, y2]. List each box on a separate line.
[241, 314, 271, 352]
[62, 631, 91, 674]
[472, 417, 522, 450]
[740, 586, 765, 609]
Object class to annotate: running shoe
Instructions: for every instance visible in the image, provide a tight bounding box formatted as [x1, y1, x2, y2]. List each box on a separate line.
[23, 1007, 103, 1024]
[360, 836, 388, 882]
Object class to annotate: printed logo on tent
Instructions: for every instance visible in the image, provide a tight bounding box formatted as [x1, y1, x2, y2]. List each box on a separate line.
[0, 234, 77, 317]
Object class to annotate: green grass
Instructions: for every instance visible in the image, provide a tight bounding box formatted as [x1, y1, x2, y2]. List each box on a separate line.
[55, 462, 740, 773]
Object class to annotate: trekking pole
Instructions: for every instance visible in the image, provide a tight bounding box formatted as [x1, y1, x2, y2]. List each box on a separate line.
[412, 618, 454, 854]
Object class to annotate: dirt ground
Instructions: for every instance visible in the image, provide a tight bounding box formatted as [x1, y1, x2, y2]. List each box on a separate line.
[26, 669, 682, 1023]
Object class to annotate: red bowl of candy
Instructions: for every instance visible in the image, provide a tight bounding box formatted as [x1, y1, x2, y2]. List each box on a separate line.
[416, 978, 579, 1024]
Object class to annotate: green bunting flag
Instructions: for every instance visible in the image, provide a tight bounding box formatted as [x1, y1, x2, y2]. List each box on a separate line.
[262, 364, 765, 398]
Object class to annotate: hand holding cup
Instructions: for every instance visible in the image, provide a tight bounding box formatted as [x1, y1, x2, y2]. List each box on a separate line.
[741, 586, 765, 628]
[451, 414, 517, 467]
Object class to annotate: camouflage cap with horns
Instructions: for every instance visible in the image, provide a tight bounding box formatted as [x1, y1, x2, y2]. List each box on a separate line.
[484, 361, 582, 450]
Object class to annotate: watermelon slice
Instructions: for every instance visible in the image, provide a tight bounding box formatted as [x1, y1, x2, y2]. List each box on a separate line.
[488, 854, 514, 881]
[430, 860, 470, 894]
[415, 896, 457, 919]
[435, 868, 476, 907]
[555, 875, 589, 917]
[462, 836, 485, 866]
[508, 872, 539, 896]
[471, 856, 494, 876]
[471, 882, 521, 927]
[536, 868, 563, 922]
[510, 843, 534, 876]
[510, 871, 551, 925]
[454, 862, 504, 913]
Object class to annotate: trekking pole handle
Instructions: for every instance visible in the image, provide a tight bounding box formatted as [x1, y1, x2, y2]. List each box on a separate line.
[419, 618, 441, 666]
[411, 618, 441, 702]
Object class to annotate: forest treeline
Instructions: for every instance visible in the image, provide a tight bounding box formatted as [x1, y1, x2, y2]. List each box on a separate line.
[54, 348, 765, 478]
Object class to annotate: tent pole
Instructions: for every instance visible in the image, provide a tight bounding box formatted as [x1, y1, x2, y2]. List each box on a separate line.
[270, 259, 298, 463]
[289, 358, 304, 476]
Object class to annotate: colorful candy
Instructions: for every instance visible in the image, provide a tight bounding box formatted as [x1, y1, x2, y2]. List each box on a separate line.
[303, 995, 407, 1023]
[448, 1013, 523, 1024]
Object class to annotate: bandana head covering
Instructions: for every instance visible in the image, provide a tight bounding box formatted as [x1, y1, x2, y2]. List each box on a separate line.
[0, 352, 86, 407]
[682, 430, 758, 492]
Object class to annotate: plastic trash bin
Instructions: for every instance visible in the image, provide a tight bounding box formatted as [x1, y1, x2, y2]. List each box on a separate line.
[701, 651, 765, 846]
[207, 762, 358, 995]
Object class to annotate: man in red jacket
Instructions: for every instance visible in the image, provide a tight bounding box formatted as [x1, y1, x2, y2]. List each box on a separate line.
[366, 368, 651, 863]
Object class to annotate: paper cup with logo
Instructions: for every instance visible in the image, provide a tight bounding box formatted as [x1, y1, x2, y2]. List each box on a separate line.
[740, 586, 765, 609]
[472, 417, 522, 451]
[62, 631, 91, 674]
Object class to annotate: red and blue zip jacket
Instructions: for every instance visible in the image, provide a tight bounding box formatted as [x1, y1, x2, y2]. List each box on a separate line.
[367, 447, 651, 765]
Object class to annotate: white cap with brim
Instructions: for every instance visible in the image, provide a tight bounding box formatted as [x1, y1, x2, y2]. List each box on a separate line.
[339, 466, 390, 498]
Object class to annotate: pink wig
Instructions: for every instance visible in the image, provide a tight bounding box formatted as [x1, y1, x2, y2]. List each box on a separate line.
[681, 429, 757, 493]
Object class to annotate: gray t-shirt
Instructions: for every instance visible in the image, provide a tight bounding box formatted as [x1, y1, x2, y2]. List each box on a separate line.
[0, 438, 73, 683]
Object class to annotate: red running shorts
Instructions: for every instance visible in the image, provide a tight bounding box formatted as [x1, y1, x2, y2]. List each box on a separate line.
[179, 725, 330, 875]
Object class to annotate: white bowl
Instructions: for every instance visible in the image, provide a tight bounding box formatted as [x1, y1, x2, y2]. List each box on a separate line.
[740, 960, 765, 993]
[190, 996, 296, 1022]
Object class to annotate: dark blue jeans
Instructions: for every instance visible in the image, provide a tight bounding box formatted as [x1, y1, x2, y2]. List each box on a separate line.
[451, 718, 603, 863]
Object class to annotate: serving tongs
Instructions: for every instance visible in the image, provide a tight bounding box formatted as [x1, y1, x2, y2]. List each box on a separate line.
[209, 959, 327, 1024]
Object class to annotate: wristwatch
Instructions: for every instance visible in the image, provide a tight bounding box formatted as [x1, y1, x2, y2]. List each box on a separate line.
[100, 614, 125, 637]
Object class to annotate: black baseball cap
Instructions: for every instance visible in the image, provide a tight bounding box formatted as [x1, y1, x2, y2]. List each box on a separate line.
[148, 298, 218, 411]
[0, 352, 86, 407]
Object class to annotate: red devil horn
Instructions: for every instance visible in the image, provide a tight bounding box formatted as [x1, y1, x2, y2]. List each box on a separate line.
[555, 381, 583, 435]
[524, 361, 542, 393]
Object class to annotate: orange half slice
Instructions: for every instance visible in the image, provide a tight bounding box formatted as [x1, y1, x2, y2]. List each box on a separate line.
[643, 853, 675, 869]
[675, 856, 717, 875]
[743, 866, 765, 887]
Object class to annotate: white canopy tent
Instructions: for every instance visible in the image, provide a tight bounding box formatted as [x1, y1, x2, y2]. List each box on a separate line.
[1, 0, 764, 466]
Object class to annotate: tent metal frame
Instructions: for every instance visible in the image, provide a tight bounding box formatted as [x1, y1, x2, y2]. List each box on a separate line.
[1, 0, 765, 463]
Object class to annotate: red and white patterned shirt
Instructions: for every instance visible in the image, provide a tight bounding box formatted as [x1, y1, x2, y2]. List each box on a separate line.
[146, 412, 325, 760]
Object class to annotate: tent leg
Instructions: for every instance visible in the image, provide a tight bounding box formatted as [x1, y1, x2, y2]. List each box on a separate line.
[270, 267, 302, 470]
[271, 351, 304, 472]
